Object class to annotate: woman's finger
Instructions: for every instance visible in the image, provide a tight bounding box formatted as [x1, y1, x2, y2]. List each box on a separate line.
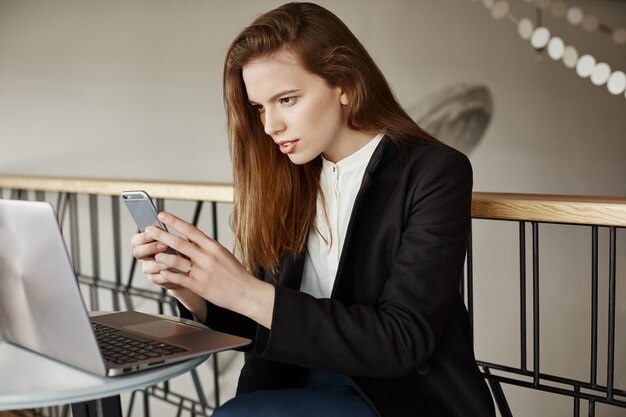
[146, 273, 183, 290]
[144, 226, 201, 259]
[133, 241, 169, 260]
[159, 269, 200, 294]
[130, 231, 156, 247]
[141, 259, 170, 275]
[157, 212, 218, 251]
[154, 253, 193, 274]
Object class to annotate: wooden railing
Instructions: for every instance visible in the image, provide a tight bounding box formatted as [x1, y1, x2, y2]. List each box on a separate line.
[1, 175, 625, 417]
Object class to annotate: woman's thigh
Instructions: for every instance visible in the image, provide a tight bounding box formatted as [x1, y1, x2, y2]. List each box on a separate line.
[212, 372, 377, 417]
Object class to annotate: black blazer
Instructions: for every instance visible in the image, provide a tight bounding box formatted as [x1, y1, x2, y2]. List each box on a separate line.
[180, 138, 495, 417]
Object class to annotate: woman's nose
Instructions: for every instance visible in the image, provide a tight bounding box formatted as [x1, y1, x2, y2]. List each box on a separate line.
[263, 109, 286, 136]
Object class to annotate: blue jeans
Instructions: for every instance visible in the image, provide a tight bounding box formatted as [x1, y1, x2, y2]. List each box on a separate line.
[212, 370, 378, 417]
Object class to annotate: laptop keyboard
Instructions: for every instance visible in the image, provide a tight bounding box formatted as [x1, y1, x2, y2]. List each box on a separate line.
[92, 322, 188, 365]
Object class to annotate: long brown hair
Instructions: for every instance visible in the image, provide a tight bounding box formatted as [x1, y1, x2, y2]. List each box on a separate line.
[224, 2, 437, 276]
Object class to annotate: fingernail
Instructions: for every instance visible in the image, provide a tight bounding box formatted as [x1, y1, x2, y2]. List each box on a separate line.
[158, 212, 167, 221]
[157, 243, 167, 251]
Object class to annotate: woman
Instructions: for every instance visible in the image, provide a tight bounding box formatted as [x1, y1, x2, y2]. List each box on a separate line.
[132, 2, 495, 416]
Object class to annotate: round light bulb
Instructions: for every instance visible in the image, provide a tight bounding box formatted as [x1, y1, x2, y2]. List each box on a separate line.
[576, 55, 596, 78]
[518, 18, 534, 40]
[566, 7, 584, 25]
[591, 63, 611, 86]
[531, 27, 551, 49]
[547, 37, 565, 60]
[607, 71, 626, 95]
[563, 46, 578, 69]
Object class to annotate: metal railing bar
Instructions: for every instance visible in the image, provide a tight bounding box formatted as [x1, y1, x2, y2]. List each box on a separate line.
[155, 198, 166, 315]
[607, 227, 617, 400]
[57, 193, 70, 228]
[190, 368, 211, 410]
[477, 361, 626, 398]
[124, 256, 138, 311]
[481, 372, 626, 408]
[143, 389, 151, 417]
[69, 193, 81, 272]
[210, 201, 222, 408]
[483, 367, 513, 417]
[519, 221, 527, 372]
[77, 274, 167, 304]
[89, 194, 100, 311]
[211, 201, 219, 240]
[111, 196, 122, 311]
[532, 222, 540, 388]
[574, 385, 580, 417]
[212, 354, 221, 408]
[35, 190, 45, 201]
[192, 201, 204, 226]
[145, 385, 213, 416]
[591, 226, 598, 388]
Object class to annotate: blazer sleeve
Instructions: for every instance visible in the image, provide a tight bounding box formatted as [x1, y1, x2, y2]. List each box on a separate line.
[252, 148, 473, 378]
[177, 294, 259, 342]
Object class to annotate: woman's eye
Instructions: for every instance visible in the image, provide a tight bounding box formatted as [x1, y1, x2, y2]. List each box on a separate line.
[279, 96, 296, 106]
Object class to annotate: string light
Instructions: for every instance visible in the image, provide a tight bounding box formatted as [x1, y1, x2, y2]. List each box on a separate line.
[471, 0, 626, 100]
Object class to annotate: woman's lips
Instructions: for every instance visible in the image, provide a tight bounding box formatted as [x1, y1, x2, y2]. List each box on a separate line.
[278, 140, 299, 154]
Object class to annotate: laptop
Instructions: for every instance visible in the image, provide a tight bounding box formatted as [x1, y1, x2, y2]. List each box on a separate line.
[0, 199, 250, 377]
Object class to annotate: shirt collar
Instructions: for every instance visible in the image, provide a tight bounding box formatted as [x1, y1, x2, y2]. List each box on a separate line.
[321, 133, 385, 173]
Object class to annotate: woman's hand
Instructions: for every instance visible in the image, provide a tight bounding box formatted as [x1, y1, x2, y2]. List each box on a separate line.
[144, 212, 276, 329]
[131, 230, 207, 321]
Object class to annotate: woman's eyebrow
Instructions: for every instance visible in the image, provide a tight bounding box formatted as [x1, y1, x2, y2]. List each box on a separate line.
[248, 89, 301, 105]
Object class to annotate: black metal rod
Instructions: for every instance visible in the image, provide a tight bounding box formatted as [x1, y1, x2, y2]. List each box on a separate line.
[591, 226, 598, 388]
[589, 399, 595, 417]
[156, 198, 166, 315]
[520, 221, 527, 372]
[211, 201, 222, 408]
[111, 196, 122, 311]
[143, 389, 151, 417]
[607, 227, 617, 400]
[532, 222, 540, 388]
[192, 201, 204, 226]
[211, 201, 219, 240]
[191, 368, 210, 410]
[69, 193, 81, 273]
[483, 367, 513, 417]
[58, 193, 70, 226]
[574, 385, 580, 417]
[89, 195, 100, 311]
[478, 360, 626, 398]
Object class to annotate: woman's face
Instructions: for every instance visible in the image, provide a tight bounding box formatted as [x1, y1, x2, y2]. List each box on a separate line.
[242, 49, 357, 164]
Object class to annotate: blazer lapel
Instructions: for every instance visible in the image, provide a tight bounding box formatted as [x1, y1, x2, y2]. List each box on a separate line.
[330, 138, 390, 297]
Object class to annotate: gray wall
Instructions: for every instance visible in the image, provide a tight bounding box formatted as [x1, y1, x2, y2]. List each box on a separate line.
[1, 1, 625, 416]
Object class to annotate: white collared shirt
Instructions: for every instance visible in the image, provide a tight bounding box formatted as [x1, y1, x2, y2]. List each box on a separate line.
[300, 133, 384, 298]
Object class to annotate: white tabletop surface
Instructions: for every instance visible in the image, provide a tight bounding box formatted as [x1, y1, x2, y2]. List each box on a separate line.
[0, 340, 208, 410]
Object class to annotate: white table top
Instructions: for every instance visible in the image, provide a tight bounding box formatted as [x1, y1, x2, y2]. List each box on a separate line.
[0, 340, 208, 410]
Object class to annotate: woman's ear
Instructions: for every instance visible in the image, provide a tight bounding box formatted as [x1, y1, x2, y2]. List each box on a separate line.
[339, 90, 349, 106]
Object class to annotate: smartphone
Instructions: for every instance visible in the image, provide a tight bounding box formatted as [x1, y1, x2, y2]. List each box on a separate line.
[121, 190, 176, 255]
